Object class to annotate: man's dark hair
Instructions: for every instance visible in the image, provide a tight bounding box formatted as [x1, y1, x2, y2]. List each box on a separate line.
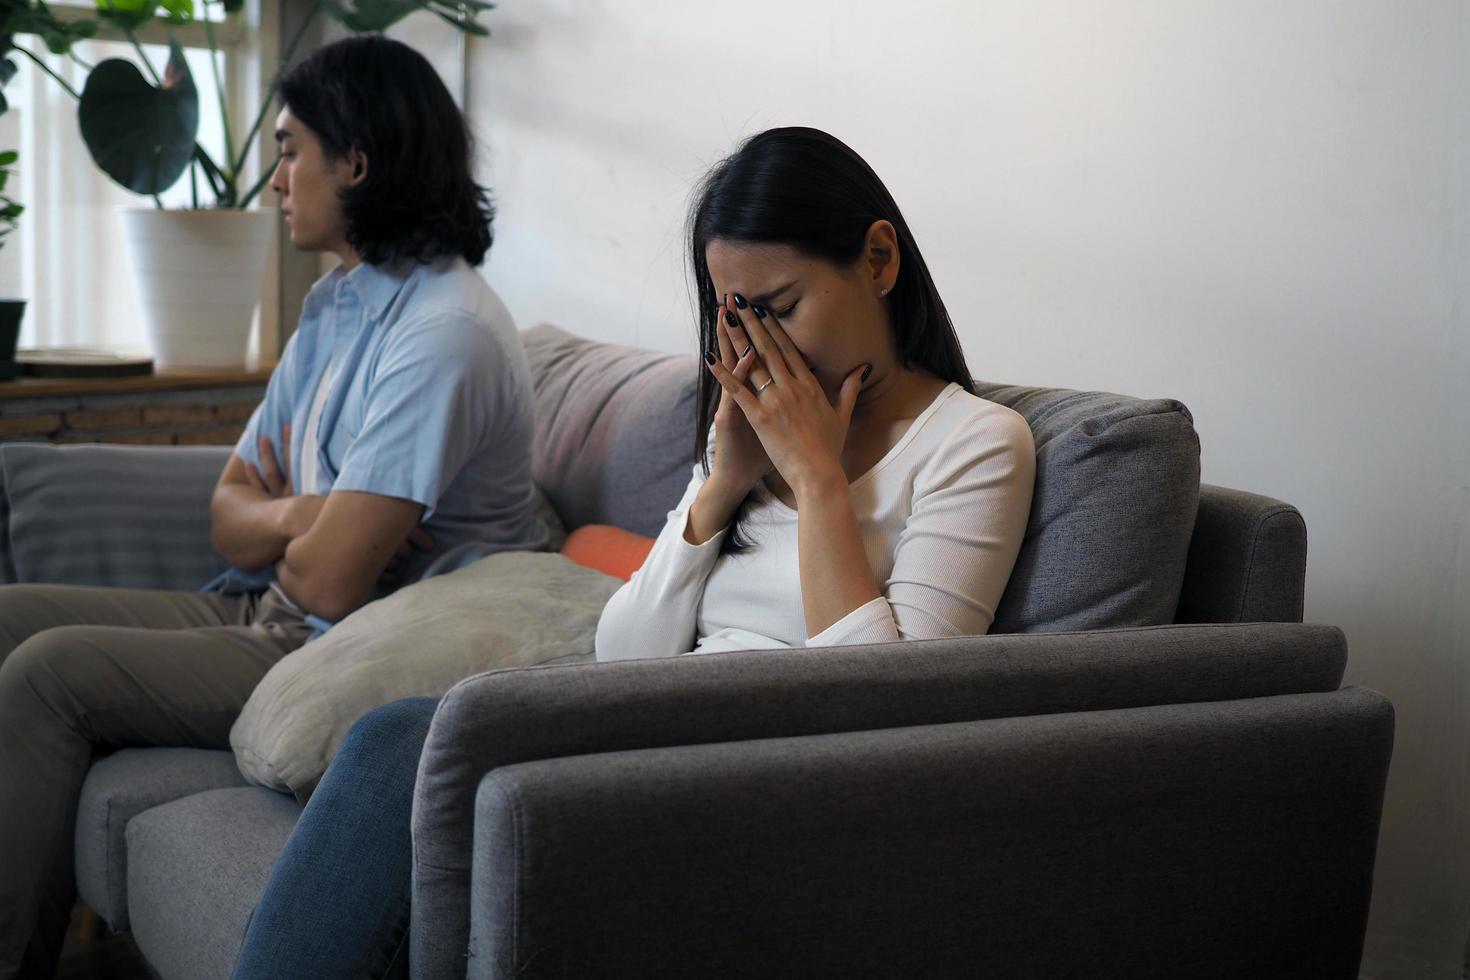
[277, 35, 493, 266]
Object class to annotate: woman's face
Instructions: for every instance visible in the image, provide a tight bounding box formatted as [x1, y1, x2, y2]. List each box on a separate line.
[704, 232, 897, 395]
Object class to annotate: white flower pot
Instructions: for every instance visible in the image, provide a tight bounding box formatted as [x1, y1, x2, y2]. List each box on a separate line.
[119, 208, 276, 370]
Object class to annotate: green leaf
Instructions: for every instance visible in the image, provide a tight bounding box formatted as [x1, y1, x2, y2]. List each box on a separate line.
[7, 10, 94, 57]
[221, 0, 244, 13]
[26, 2, 97, 53]
[96, 0, 159, 32]
[0, 56, 15, 86]
[329, 0, 421, 33]
[0, 150, 16, 166]
[158, 0, 192, 25]
[78, 37, 198, 195]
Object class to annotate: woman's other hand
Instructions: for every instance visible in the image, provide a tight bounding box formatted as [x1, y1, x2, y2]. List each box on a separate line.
[704, 296, 772, 496]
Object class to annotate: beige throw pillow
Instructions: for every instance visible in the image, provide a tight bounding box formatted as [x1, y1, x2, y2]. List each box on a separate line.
[231, 551, 620, 798]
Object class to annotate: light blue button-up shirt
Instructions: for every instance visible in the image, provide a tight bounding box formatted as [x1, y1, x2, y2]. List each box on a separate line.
[215, 256, 549, 609]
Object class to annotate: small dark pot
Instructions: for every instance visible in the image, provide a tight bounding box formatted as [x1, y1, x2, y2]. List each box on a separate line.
[0, 300, 23, 381]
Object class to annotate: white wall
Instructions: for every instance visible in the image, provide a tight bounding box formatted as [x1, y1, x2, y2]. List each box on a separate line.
[464, 3, 1470, 975]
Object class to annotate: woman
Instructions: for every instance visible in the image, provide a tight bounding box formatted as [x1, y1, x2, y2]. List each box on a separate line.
[231, 126, 1034, 979]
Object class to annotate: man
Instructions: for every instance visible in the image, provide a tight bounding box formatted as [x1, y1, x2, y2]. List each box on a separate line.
[0, 36, 546, 978]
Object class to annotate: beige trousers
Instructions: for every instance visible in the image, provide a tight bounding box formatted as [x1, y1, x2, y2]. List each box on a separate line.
[0, 584, 314, 980]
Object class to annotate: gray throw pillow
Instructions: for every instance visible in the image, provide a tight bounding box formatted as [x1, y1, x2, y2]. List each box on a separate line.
[522, 324, 699, 537]
[975, 383, 1200, 632]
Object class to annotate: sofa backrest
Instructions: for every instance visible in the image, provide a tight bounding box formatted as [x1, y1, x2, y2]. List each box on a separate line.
[0, 442, 230, 589]
[522, 325, 1201, 632]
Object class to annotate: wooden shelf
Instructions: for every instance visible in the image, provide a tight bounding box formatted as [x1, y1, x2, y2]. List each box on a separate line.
[0, 364, 276, 402]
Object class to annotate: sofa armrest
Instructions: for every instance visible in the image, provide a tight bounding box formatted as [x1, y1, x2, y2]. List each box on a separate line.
[1176, 483, 1308, 624]
[410, 622, 1347, 978]
[468, 687, 1393, 979]
[0, 443, 231, 589]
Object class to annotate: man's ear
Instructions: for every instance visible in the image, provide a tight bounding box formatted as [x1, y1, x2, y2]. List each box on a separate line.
[864, 219, 900, 296]
[344, 147, 368, 187]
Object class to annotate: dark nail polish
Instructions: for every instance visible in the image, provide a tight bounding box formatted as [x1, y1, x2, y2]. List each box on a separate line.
[861, 364, 872, 382]
[752, 304, 767, 318]
[733, 293, 748, 309]
[704, 350, 716, 364]
[725, 310, 739, 327]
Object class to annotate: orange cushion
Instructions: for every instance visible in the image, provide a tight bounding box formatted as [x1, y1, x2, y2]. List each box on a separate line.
[560, 524, 656, 582]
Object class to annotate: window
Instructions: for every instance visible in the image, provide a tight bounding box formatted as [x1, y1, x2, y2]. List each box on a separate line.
[0, 2, 273, 356]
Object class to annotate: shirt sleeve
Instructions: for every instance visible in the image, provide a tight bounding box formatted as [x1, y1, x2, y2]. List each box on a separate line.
[234, 330, 305, 472]
[805, 405, 1036, 648]
[329, 312, 501, 520]
[594, 460, 728, 661]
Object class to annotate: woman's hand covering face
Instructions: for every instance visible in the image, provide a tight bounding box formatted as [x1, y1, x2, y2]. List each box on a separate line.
[703, 292, 869, 499]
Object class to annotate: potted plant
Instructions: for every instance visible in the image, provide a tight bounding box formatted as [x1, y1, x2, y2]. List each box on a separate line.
[0, 0, 490, 369]
[0, 148, 23, 380]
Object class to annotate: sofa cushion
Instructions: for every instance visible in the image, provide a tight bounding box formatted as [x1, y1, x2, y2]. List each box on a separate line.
[75, 747, 248, 931]
[126, 787, 301, 980]
[974, 383, 1200, 632]
[522, 324, 699, 536]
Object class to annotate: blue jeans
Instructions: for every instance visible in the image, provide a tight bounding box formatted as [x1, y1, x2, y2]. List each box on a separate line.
[232, 697, 441, 980]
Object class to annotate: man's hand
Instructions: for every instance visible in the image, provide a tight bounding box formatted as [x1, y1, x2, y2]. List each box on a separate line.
[245, 425, 295, 498]
[210, 423, 331, 570]
[379, 525, 435, 587]
[244, 426, 328, 541]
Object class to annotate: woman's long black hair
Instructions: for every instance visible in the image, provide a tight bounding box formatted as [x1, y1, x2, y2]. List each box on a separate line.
[277, 35, 494, 267]
[687, 126, 974, 552]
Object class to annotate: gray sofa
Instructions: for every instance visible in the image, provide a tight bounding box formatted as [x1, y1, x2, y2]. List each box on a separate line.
[0, 324, 1391, 979]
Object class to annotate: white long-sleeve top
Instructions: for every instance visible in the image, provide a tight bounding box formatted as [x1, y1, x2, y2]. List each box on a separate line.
[594, 383, 1036, 660]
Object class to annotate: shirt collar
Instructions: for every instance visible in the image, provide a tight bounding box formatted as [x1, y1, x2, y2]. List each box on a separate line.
[340, 259, 417, 321]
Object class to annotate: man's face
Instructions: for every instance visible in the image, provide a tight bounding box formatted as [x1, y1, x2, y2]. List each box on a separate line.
[270, 109, 357, 255]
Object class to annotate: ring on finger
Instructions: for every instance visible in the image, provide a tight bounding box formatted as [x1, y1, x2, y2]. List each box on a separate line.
[756, 378, 775, 393]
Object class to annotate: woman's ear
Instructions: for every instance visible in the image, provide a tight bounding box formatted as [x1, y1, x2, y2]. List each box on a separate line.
[865, 219, 900, 297]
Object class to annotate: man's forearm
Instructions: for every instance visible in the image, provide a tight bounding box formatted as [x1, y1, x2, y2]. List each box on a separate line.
[274, 545, 370, 623]
[209, 485, 300, 571]
[273, 519, 391, 622]
[257, 489, 423, 621]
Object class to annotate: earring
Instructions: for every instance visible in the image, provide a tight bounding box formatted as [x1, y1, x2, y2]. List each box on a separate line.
[879, 286, 890, 297]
